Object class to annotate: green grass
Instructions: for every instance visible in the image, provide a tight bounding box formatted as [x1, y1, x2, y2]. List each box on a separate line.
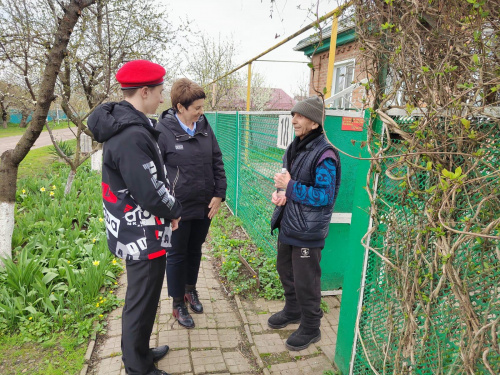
[0, 121, 73, 138]
[0, 333, 86, 375]
[0, 139, 77, 180]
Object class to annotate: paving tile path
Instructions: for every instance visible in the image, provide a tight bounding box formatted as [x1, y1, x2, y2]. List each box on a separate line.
[86, 248, 341, 375]
[0, 127, 77, 154]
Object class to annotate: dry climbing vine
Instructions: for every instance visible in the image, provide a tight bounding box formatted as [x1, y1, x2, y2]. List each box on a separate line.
[352, 0, 499, 374]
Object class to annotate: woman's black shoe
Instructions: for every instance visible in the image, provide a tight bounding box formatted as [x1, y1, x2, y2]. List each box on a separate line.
[172, 303, 195, 328]
[184, 289, 203, 314]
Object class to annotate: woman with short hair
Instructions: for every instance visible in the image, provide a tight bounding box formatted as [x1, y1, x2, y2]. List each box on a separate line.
[156, 78, 227, 328]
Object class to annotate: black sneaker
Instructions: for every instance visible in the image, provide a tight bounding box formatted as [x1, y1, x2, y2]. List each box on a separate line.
[173, 303, 195, 329]
[184, 289, 203, 314]
[285, 326, 321, 351]
[267, 310, 301, 329]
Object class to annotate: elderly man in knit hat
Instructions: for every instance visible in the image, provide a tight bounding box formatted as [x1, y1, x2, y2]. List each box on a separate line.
[269, 96, 341, 351]
[88, 60, 182, 375]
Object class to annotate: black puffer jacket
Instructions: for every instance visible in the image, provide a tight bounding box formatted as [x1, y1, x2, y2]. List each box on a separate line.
[156, 108, 226, 220]
[88, 101, 182, 261]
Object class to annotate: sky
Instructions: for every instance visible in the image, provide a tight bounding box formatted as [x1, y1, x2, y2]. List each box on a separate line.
[165, 0, 341, 98]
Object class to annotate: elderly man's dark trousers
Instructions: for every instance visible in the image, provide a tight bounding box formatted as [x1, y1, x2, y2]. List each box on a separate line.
[276, 242, 323, 329]
[122, 255, 166, 375]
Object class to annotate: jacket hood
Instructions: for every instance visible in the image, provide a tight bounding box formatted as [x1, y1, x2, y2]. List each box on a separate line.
[88, 101, 153, 142]
[157, 107, 208, 135]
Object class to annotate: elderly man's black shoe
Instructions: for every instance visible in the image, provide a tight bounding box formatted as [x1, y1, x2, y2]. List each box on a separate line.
[285, 326, 321, 351]
[267, 310, 301, 329]
[150, 345, 169, 362]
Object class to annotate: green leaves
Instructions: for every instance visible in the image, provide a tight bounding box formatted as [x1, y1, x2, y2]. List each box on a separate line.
[441, 166, 462, 180]
[461, 118, 471, 130]
[1, 163, 122, 342]
[381, 22, 395, 30]
[472, 53, 480, 65]
[41, 272, 58, 285]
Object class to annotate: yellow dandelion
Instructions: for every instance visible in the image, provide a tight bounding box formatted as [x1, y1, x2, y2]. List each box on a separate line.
[99, 218, 104, 222]
[29, 317, 33, 320]
[96, 303, 100, 307]
[40, 187, 46, 192]
[52, 185, 56, 190]
[114, 282, 118, 285]
[93, 260, 100, 266]
[109, 291, 114, 294]
[253, 275, 256, 278]
[22, 189, 26, 194]
[112, 259, 117, 265]
[92, 238, 96, 243]
[50, 191, 54, 196]
[67, 260, 71, 264]
[99, 314, 104, 318]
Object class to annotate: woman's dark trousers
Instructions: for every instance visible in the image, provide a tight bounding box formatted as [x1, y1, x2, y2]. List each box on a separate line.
[166, 217, 211, 298]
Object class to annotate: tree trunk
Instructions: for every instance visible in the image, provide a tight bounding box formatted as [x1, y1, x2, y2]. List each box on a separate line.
[64, 168, 76, 195]
[1, 102, 8, 129]
[91, 148, 103, 172]
[0, 0, 95, 260]
[18, 111, 30, 128]
[0, 152, 17, 264]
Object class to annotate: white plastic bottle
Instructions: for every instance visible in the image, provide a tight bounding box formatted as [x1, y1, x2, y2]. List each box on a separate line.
[277, 167, 287, 192]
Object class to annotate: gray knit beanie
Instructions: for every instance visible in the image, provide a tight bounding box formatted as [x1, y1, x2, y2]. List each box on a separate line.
[291, 96, 324, 126]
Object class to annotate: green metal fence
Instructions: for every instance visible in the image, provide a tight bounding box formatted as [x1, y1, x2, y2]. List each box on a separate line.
[350, 116, 500, 374]
[206, 112, 281, 255]
[206, 110, 499, 374]
[205, 110, 370, 291]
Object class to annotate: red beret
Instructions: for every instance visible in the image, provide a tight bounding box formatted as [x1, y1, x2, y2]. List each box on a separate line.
[116, 60, 166, 89]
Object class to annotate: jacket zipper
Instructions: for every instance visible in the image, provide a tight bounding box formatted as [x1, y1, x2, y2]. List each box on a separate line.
[172, 166, 179, 197]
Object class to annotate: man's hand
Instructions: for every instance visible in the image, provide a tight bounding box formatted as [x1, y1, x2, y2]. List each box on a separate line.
[171, 217, 181, 231]
[271, 190, 287, 206]
[208, 197, 222, 219]
[274, 170, 291, 190]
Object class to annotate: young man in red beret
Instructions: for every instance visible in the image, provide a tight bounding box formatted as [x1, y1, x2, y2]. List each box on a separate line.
[88, 60, 181, 375]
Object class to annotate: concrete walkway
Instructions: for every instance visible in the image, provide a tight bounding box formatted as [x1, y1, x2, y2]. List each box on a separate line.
[0, 127, 77, 154]
[86, 247, 341, 375]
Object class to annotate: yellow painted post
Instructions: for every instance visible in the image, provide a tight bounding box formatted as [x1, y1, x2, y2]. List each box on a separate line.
[246, 63, 252, 111]
[324, 15, 339, 99]
[244, 63, 252, 164]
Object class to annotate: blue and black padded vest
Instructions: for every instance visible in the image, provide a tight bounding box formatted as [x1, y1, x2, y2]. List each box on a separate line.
[271, 134, 341, 248]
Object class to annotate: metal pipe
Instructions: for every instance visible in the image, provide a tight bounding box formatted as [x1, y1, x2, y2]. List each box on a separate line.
[324, 15, 339, 99]
[205, 1, 353, 88]
[246, 63, 252, 111]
